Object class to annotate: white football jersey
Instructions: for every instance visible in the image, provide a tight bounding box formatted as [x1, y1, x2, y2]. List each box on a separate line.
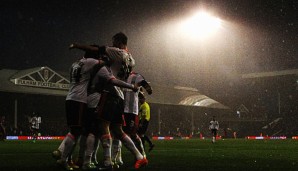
[66, 58, 99, 103]
[30, 117, 41, 129]
[209, 120, 219, 130]
[105, 47, 134, 99]
[87, 92, 101, 108]
[105, 47, 132, 80]
[123, 72, 146, 115]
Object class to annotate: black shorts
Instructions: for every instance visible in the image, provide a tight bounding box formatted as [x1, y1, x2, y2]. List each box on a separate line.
[138, 120, 149, 135]
[65, 100, 87, 127]
[82, 107, 97, 135]
[96, 92, 124, 124]
[211, 129, 218, 136]
[30, 127, 39, 134]
[123, 113, 139, 135]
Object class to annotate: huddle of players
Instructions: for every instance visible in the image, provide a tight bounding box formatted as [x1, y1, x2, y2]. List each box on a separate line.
[52, 32, 153, 171]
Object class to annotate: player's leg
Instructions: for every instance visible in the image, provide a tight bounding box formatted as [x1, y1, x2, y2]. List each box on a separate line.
[75, 134, 86, 167]
[123, 113, 146, 156]
[94, 93, 114, 169]
[82, 133, 97, 170]
[56, 100, 84, 170]
[91, 137, 100, 165]
[111, 123, 148, 169]
[131, 133, 146, 156]
[114, 113, 141, 165]
[32, 129, 38, 143]
[90, 108, 100, 166]
[65, 102, 86, 169]
[138, 121, 147, 150]
[60, 126, 81, 165]
[111, 138, 123, 168]
[212, 129, 216, 143]
[80, 107, 97, 169]
[111, 113, 131, 166]
[144, 134, 154, 152]
[52, 136, 67, 160]
[140, 120, 154, 152]
[214, 129, 217, 142]
[97, 119, 113, 170]
[111, 98, 148, 168]
[52, 140, 64, 160]
[57, 127, 80, 170]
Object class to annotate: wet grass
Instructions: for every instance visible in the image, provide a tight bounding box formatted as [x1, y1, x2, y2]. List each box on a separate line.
[0, 138, 298, 171]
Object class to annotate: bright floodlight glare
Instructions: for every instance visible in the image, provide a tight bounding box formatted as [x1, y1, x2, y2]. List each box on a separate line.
[179, 11, 222, 40]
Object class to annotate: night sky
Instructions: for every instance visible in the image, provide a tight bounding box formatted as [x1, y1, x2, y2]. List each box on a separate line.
[1, 0, 297, 90]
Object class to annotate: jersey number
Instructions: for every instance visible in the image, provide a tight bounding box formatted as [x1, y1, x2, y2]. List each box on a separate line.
[70, 61, 84, 83]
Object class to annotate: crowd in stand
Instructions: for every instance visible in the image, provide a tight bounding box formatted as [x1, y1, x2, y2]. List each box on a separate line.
[216, 75, 298, 137]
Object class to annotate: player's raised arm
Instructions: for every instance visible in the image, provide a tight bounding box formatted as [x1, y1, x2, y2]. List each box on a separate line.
[69, 43, 98, 51]
[139, 80, 152, 95]
[109, 78, 139, 92]
[69, 43, 107, 55]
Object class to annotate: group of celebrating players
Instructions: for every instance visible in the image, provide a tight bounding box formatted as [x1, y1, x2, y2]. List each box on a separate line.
[52, 32, 153, 170]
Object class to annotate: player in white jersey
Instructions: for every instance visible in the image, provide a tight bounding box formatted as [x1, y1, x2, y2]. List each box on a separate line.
[75, 91, 101, 170]
[69, 33, 132, 81]
[88, 62, 148, 170]
[29, 113, 41, 143]
[74, 49, 136, 170]
[80, 63, 139, 170]
[70, 32, 148, 169]
[209, 116, 219, 143]
[112, 71, 152, 166]
[53, 48, 103, 171]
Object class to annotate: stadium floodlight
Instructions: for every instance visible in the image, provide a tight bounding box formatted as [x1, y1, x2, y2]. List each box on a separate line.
[179, 11, 222, 40]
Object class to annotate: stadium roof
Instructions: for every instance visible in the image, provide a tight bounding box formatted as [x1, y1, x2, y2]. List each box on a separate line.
[146, 85, 229, 109]
[0, 67, 229, 109]
[241, 69, 298, 79]
[0, 67, 69, 96]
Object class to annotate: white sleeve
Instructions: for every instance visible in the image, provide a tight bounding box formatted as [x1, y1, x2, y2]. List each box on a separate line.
[105, 47, 125, 63]
[97, 66, 115, 81]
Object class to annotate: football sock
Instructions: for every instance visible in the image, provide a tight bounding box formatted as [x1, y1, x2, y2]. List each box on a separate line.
[121, 134, 143, 160]
[58, 137, 66, 152]
[135, 135, 146, 157]
[83, 133, 95, 165]
[92, 137, 100, 163]
[78, 135, 87, 161]
[61, 133, 76, 161]
[116, 146, 123, 163]
[112, 139, 120, 162]
[100, 134, 112, 166]
[67, 135, 79, 162]
[112, 139, 122, 163]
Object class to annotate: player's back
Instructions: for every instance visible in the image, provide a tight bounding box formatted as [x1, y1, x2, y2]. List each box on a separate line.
[105, 47, 132, 80]
[66, 57, 98, 103]
[124, 73, 145, 115]
[104, 47, 133, 99]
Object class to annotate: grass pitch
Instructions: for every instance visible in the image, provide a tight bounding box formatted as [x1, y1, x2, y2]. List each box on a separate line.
[0, 138, 298, 171]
